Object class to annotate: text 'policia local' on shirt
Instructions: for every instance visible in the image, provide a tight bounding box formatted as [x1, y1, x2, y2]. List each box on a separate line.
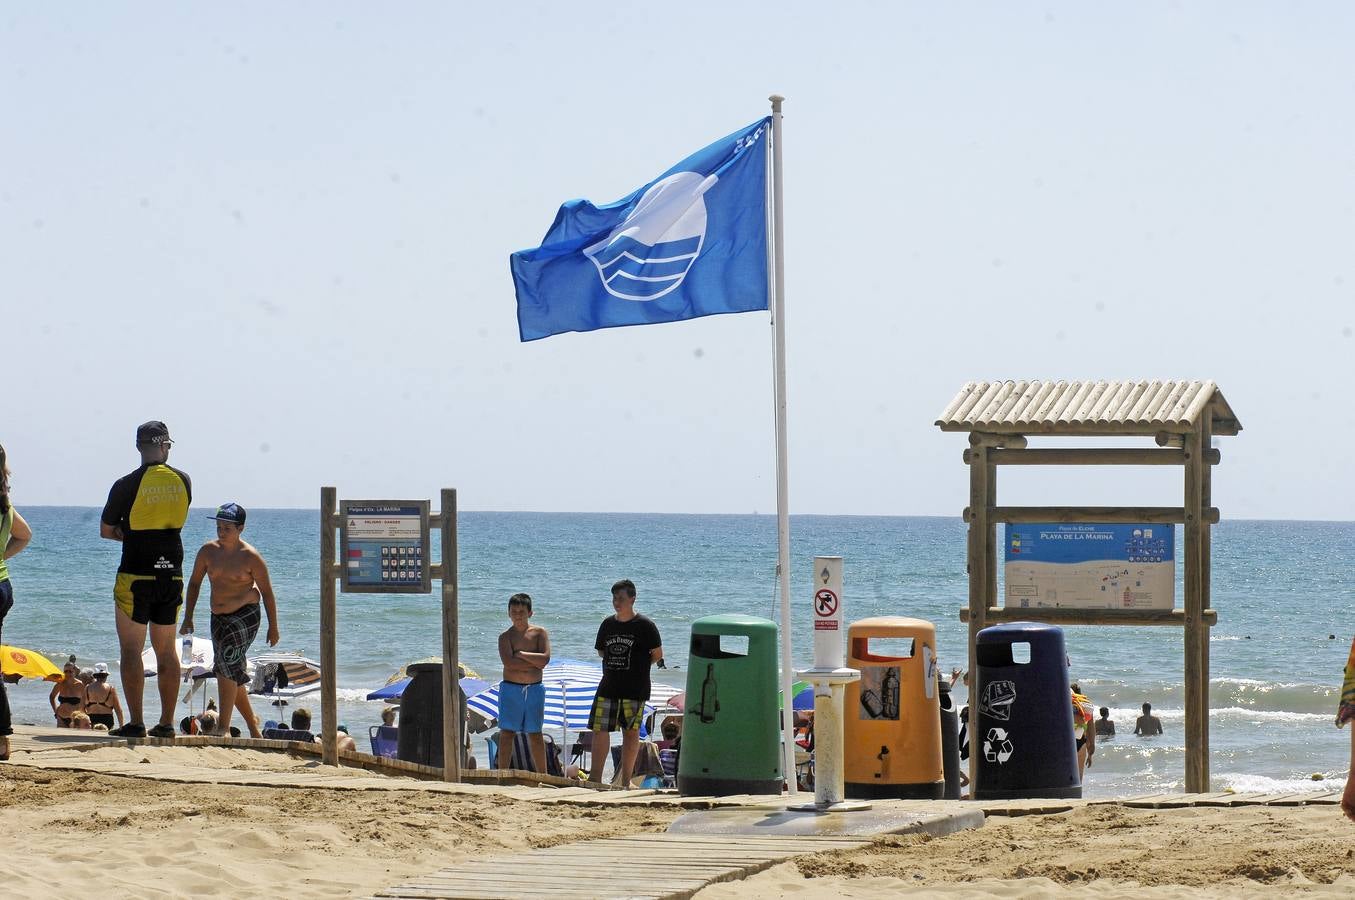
[101, 464, 192, 577]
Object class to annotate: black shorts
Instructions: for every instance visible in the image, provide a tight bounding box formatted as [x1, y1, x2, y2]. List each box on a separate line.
[114, 573, 183, 626]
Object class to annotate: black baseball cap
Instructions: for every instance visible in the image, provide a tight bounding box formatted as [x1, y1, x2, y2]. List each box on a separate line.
[208, 502, 246, 526]
[136, 421, 173, 445]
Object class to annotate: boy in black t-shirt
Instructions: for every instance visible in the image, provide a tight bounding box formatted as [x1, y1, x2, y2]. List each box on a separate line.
[588, 579, 663, 785]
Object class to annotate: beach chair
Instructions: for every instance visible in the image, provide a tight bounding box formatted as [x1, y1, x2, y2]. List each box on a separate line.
[487, 731, 563, 776]
[610, 741, 665, 787]
[368, 725, 398, 758]
[263, 727, 316, 743]
[569, 730, 594, 772]
[658, 747, 678, 787]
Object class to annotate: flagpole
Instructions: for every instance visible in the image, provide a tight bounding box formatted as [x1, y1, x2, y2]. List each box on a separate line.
[769, 93, 796, 795]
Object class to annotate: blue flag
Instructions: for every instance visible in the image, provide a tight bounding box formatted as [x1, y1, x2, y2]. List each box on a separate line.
[511, 118, 771, 342]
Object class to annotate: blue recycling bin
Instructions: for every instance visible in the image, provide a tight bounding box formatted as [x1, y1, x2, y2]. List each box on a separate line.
[397, 662, 468, 769]
[972, 622, 1080, 800]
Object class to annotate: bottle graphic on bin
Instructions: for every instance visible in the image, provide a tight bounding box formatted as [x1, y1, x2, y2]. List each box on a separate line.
[882, 667, 900, 720]
[696, 663, 720, 723]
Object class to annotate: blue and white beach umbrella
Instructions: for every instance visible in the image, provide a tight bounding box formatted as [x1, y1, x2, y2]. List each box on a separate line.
[467, 658, 682, 746]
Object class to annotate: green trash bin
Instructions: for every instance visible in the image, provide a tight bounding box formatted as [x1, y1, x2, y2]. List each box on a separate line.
[677, 614, 782, 796]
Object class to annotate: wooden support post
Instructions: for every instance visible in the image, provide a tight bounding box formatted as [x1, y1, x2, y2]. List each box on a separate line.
[320, 486, 338, 767]
[986, 458, 998, 615]
[1200, 412, 1214, 777]
[966, 444, 990, 793]
[439, 488, 461, 783]
[1183, 430, 1206, 792]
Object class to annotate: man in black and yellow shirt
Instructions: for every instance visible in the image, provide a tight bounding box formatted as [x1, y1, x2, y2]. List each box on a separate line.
[100, 420, 192, 739]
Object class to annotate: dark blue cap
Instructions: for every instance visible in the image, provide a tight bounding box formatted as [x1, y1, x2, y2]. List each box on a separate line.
[208, 502, 246, 526]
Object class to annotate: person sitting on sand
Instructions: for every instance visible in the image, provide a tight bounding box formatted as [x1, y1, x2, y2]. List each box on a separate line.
[49, 661, 85, 727]
[284, 707, 355, 752]
[290, 707, 315, 737]
[82, 662, 124, 731]
[1134, 702, 1164, 736]
[198, 708, 219, 735]
[1094, 707, 1115, 738]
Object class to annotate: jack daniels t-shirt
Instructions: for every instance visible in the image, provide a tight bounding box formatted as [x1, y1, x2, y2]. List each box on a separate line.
[594, 614, 662, 701]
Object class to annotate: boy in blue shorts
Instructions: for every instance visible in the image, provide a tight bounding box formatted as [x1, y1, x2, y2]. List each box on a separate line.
[497, 592, 551, 772]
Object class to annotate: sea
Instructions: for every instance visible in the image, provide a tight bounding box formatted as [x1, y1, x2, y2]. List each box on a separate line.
[2, 508, 1350, 800]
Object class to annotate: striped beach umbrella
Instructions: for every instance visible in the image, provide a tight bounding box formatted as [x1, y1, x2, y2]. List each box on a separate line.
[467, 658, 683, 747]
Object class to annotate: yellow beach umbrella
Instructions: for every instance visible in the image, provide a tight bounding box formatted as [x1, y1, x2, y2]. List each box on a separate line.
[0, 645, 63, 682]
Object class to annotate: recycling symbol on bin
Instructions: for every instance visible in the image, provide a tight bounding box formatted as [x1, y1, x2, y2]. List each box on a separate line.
[984, 727, 1014, 764]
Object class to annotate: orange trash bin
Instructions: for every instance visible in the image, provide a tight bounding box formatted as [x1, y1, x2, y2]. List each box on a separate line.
[844, 616, 943, 799]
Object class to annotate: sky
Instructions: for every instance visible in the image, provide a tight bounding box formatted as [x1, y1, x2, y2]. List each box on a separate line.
[3, 3, 1352, 519]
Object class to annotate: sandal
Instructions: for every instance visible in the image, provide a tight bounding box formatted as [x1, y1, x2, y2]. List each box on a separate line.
[109, 723, 146, 738]
[147, 723, 176, 739]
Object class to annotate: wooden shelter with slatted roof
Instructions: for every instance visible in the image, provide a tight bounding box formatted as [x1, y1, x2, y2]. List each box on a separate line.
[936, 380, 1242, 793]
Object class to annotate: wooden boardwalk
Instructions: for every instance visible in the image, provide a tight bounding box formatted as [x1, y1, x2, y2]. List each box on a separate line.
[368, 833, 869, 900]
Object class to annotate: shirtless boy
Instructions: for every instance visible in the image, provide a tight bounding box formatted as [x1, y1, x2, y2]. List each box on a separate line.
[497, 593, 551, 773]
[181, 503, 279, 737]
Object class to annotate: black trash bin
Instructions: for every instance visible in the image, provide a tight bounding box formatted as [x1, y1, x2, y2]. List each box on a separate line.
[397, 662, 468, 768]
[938, 677, 961, 800]
[973, 622, 1080, 800]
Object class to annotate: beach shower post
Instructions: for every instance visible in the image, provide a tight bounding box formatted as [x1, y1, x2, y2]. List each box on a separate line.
[789, 556, 870, 812]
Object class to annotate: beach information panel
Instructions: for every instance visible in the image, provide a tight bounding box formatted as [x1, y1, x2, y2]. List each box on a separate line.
[1003, 523, 1174, 610]
[339, 500, 431, 594]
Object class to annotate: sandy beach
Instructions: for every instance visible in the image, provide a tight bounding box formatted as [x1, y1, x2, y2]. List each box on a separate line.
[699, 803, 1355, 898]
[0, 746, 679, 898]
[4, 744, 1355, 899]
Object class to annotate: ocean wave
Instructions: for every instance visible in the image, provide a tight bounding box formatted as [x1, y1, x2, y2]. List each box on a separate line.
[1216, 772, 1348, 794]
[337, 688, 378, 702]
[1080, 678, 1336, 715]
[1094, 705, 1330, 725]
[1211, 679, 1337, 715]
[1208, 706, 1331, 724]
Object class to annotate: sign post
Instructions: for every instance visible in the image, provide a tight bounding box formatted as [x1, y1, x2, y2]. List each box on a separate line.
[320, 488, 459, 780]
[789, 556, 869, 812]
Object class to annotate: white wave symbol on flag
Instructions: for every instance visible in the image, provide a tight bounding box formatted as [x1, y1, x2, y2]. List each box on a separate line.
[584, 171, 717, 301]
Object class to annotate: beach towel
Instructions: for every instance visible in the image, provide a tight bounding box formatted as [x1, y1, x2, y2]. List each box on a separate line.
[1338, 636, 1355, 728]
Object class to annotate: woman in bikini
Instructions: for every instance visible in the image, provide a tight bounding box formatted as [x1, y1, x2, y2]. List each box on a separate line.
[49, 661, 85, 727]
[82, 662, 124, 731]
